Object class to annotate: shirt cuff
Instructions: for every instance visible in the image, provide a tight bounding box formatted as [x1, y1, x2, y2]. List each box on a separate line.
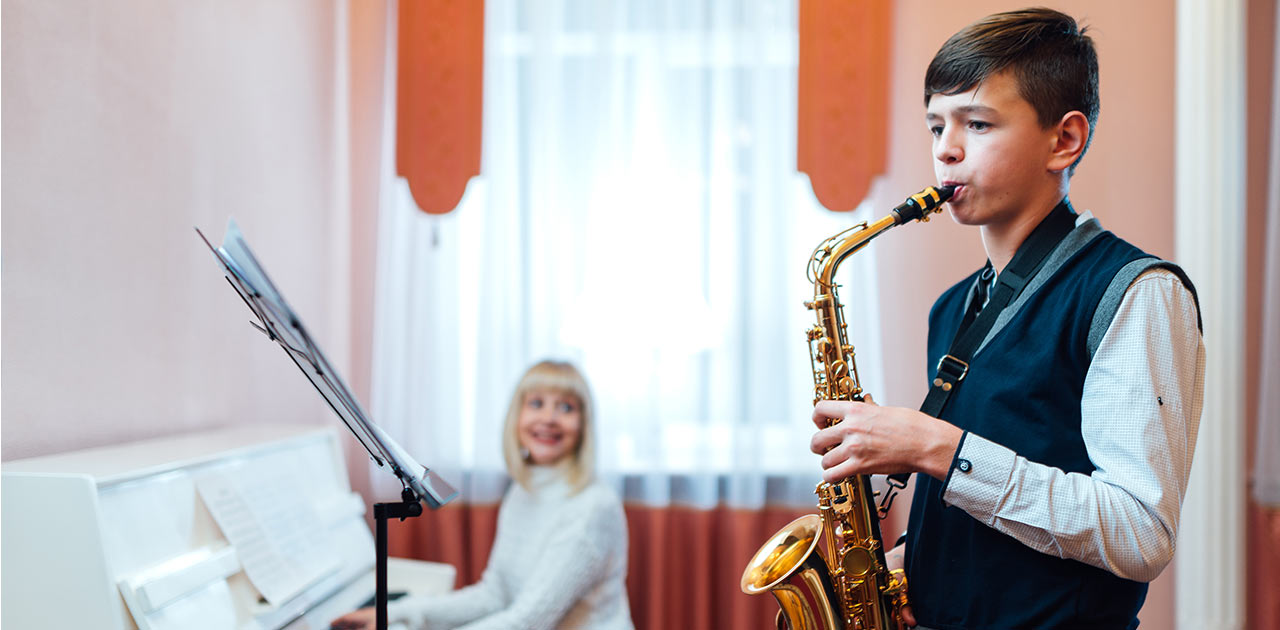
[940, 432, 1017, 522]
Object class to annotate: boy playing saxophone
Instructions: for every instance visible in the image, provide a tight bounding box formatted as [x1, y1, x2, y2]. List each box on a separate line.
[810, 9, 1205, 629]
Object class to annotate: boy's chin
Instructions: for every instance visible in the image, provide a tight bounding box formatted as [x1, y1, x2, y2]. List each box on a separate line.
[945, 204, 982, 226]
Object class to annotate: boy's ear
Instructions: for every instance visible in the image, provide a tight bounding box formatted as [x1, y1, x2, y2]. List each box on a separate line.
[1047, 111, 1090, 173]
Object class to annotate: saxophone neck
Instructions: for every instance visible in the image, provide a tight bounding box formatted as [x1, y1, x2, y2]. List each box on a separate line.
[811, 214, 897, 289]
[809, 185, 955, 289]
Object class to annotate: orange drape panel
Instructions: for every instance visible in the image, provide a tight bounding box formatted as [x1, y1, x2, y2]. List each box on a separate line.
[396, 0, 484, 215]
[797, 0, 891, 212]
[624, 505, 811, 630]
[1248, 507, 1280, 629]
[387, 502, 810, 630]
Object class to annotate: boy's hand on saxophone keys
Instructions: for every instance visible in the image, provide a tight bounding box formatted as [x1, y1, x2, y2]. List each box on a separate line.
[885, 544, 917, 628]
[810, 399, 963, 483]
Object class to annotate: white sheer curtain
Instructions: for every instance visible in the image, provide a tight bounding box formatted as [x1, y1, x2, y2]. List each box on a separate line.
[370, 0, 885, 509]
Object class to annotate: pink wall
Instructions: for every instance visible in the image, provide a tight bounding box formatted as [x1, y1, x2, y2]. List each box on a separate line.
[1, 1, 346, 459]
[866, 1, 1178, 627]
[1246, 0, 1280, 627]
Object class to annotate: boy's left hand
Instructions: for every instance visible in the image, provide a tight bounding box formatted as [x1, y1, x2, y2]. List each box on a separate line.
[810, 397, 963, 482]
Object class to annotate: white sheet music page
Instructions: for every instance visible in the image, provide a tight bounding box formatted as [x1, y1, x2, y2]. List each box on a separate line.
[196, 461, 339, 607]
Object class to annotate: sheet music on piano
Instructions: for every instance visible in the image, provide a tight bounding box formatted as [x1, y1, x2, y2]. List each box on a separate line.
[195, 462, 340, 607]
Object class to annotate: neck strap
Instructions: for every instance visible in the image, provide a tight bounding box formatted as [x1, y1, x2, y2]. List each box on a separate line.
[880, 198, 1078, 516]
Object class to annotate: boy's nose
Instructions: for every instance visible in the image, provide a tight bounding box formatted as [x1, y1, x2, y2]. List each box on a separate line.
[934, 131, 964, 164]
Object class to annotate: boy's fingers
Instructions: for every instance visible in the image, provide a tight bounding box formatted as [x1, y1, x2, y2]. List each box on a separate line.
[810, 426, 842, 455]
[821, 457, 858, 483]
[812, 400, 864, 428]
[900, 605, 917, 628]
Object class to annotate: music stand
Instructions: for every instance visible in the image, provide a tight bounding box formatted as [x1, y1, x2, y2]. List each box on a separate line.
[197, 219, 458, 630]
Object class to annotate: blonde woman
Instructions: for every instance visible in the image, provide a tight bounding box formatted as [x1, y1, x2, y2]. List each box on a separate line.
[332, 360, 633, 630]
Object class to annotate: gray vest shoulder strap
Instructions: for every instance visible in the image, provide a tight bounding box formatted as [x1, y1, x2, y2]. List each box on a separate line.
[1087, 258, 1203, 358]
[975, 218, 1103, 355]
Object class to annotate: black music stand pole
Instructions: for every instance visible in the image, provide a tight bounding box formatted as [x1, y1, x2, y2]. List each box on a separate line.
[374, 488, 424, 630]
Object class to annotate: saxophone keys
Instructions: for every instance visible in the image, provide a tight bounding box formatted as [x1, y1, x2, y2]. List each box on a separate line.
[885, 568, 908, 595]
[831, 492, 853, 514]
[830, 360, 849, 379]
[841, 547, 876, 578]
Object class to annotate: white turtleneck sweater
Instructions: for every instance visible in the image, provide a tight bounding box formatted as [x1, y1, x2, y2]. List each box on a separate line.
[387, 467, 633, 630]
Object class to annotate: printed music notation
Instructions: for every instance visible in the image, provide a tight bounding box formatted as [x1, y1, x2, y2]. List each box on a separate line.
[196, 460, 339, 607]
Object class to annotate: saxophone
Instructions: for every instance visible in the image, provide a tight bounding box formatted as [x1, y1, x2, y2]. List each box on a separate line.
[740, 185, 955, 630]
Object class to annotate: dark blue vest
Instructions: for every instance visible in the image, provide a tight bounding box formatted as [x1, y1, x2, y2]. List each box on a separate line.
[904, 225, 1188, 630]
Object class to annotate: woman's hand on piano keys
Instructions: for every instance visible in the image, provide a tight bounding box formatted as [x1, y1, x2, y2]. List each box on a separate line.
[329, 607, 375, 629]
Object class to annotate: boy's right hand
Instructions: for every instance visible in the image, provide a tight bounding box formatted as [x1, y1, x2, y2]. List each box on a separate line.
[329, 607, 375, 630]
[885, 543, 917, 628]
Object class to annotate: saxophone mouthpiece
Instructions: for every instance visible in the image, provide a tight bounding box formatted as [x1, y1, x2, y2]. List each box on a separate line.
[893, 185, 956, 224]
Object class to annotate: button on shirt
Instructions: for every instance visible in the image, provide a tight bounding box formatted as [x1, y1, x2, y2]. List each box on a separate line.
[940, 263, 1205, 582]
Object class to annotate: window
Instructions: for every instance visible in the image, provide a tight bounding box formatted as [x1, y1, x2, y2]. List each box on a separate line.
[372, 0, 884, 508]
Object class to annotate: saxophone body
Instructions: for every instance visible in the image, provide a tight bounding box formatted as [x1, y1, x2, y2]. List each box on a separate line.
[741, 185, 954, 630]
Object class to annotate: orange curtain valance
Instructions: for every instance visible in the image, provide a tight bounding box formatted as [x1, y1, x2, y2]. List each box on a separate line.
[797, 0, 891, 212]
[396, 0, 485, 215]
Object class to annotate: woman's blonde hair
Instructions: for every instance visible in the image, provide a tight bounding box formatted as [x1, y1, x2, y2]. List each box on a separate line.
[502, 360, 596, 493]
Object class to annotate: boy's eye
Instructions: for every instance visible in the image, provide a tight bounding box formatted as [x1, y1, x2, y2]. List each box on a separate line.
[929, 125, 943, 137]
[528, 398, 544, 409]
[969, 120, 991, 131]
[557, 402, 575, 413]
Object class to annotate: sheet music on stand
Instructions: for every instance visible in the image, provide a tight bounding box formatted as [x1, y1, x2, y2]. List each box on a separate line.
[196, 219, 458, 510]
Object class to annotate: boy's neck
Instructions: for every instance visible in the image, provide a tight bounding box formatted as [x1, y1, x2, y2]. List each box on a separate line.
[980, 184, 1070, 275]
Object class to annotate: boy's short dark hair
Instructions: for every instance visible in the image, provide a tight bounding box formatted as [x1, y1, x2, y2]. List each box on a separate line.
[925, 7, 1100, 172]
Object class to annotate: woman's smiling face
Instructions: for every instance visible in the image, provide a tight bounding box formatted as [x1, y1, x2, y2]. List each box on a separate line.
[516, 388, 583, 466]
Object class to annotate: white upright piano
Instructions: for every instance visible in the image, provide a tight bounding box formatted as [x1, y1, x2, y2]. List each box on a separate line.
[1, 424, 454, 630]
